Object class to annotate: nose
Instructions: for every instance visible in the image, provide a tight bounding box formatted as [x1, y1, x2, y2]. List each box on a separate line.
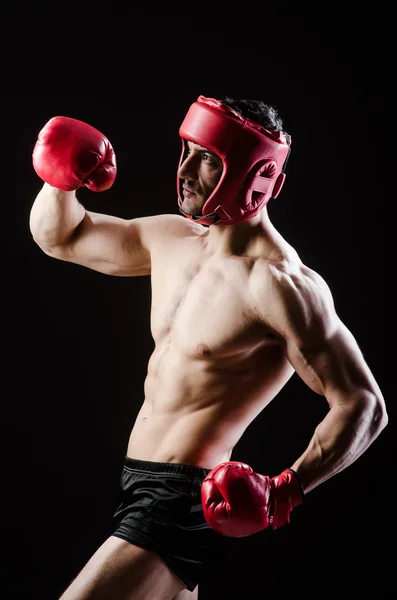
[178, 152, 197, 180]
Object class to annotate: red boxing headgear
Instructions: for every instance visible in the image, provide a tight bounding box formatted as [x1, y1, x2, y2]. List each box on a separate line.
[177, 96, 291, 226]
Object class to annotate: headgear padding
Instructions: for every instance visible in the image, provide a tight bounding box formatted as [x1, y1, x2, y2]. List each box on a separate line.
[177, 95, 291, 226]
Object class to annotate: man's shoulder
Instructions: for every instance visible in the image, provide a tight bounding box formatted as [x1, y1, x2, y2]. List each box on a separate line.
[251, 253, 336, 341]
[252, 250, 330, 302]
[252, 246, 302, 280]
[141, 213, 199, 233]
[137, 213, 202, 250]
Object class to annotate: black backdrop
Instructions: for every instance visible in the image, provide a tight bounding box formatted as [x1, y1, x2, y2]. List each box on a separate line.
[3, 5, 393, 599]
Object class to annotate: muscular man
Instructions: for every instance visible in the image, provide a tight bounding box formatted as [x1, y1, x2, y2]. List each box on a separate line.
[29, 96, 388, 600]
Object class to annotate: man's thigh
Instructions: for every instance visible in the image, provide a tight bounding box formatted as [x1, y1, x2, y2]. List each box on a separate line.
[59, 535, 187, 600]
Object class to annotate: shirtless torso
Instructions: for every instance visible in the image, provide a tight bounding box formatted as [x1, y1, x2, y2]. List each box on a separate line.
[127, 215, 295, 468]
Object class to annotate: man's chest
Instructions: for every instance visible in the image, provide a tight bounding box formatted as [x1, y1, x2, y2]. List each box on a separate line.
[149, 252, 269, 358]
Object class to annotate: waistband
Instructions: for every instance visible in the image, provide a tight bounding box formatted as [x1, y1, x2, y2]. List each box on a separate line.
[124, 456, 212, 479]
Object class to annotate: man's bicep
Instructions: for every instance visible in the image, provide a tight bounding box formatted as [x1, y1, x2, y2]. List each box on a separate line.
[276, 274, 379, 402]
[51, 211, 152, 276]
[286, 320, 374, 400]
[58, 212, 189, 277]
[260, 261, 347, 396]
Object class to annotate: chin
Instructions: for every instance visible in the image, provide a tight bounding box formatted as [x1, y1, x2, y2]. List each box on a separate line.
[181, 201, 204, 217]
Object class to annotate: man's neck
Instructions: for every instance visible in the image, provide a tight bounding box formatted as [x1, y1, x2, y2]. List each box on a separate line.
[200, 208, 277, 257]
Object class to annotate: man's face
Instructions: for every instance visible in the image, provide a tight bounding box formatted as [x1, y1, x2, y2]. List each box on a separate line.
[178, 141, 223, 217]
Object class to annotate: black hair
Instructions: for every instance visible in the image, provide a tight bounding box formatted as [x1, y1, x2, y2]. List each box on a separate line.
[218, 97, 291, 145]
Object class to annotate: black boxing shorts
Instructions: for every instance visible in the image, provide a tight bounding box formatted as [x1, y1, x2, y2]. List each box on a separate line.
[112, 457, 229, 592]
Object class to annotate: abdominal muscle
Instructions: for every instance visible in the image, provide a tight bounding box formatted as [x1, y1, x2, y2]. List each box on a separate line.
[126, 340, 294, 469]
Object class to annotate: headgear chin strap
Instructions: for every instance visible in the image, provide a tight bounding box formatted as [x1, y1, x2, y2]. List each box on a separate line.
[177, 95, 291, 226]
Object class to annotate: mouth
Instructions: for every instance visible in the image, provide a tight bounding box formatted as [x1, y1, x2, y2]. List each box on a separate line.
[182, 185, 197, 197]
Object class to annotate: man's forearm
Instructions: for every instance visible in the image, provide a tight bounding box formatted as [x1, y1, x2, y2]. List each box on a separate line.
[290, 390, 387, 494]
[29, 182, 86, 249]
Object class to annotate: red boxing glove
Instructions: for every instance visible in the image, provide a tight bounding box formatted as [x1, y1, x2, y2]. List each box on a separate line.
[201, 461, 303, 538]
[32, 116, 117, 192]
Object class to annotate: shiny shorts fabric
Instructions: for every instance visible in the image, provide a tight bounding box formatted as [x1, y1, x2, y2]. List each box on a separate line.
[112, 456, 228, 592]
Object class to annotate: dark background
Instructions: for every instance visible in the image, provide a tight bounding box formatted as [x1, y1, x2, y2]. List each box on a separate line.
[3, 5, 393, 599]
